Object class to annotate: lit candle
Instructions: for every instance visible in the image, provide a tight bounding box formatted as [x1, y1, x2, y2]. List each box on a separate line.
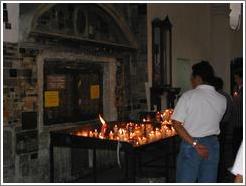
[163, 120, 169, 125]
[148, 131, 155, 142]
[135, 128, 141, 137]
[89, 131, 93, 137]
[99, 114, 108, 137]
[138, 137, 143, 145]
[130, 132, 135, 139]
[146, 124, 153, 134]
[81, 131, 88, 137]
[113, 125, 118, 133]
[155, 128, 161, 140]
[128, 122, 134, 132]
[142, 137, 147, 144]
[141, 124, 145, 133]
[109, 130, 114, 140]
[171, 127, 176, 135]
[123, 137, 129, 142]
[118, 128, 124, 140]
[166, 129, 171, 136]
[94, 129, 98, 138]
[160, 128, 166, 137]
[99, 132, 104, 139]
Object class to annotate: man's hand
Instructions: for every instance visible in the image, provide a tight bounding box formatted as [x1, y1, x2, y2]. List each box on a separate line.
[172, 120, 209, 160]
[234, 174, 243, 183]
[195, 143, 209, 159]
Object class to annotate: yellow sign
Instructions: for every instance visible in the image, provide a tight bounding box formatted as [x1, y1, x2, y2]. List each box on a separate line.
[44, 91, 59, 107]
[90, 85, 100, 99]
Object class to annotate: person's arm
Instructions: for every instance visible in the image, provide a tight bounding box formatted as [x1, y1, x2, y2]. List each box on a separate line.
[171, 93, 208, 159]
[172, 120, 208, 159]
[231, 141, 243, 182]
[172, 120, 194, 144]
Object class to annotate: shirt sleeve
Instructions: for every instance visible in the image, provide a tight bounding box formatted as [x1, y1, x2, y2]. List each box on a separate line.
[231, 141, 243, 176]
[171, 93, 188, 123]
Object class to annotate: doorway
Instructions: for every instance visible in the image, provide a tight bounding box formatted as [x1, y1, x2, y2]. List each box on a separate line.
[43, 60, 103, 125]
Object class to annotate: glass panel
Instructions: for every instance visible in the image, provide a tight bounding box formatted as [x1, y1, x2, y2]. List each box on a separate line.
[44, 61, 103, 125]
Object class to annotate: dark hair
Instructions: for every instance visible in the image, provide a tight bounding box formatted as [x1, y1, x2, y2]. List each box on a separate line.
[234, 69, 243, 78]
[213, 76, 224, 91]
[192, 61, 215, 85]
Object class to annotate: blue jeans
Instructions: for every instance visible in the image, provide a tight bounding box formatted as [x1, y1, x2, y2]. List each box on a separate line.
[176, 136, 220, 183]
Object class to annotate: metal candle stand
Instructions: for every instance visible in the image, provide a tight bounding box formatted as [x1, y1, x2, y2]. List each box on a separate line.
[49, 122, 179, 183]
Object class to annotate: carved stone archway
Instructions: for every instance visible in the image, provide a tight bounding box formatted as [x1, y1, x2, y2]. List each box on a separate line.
[30, 3, 138, 49]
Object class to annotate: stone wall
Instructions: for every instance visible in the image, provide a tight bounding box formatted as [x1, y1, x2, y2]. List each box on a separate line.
[3, 42, 39, 182]
[2, 43, 128, 183]
[129, 4, 148, 112]
[3, 3, 148, 183]
[121, 4, 148, 119]
[3, 42, 38, 126]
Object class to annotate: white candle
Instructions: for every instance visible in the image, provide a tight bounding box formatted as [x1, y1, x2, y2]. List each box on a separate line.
[142, 137, 147, 144]
[113, 125, 118, 133]
[94, 129, 98, 138]
[99, 132, 104, 139]
[171, 127, 176, 135]
[138, 137, 143, 145]
[155, 128, 161, 140]
[81, 131, 88, 137]
[109, 131, 114, 140]
[130, 132, 135, 139]
[118, 128, 124, 140]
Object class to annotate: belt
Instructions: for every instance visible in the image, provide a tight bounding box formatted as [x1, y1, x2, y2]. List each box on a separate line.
[193, 135, 218, 139]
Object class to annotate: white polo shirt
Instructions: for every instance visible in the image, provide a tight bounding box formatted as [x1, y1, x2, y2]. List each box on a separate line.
[171, 84, 227, 137]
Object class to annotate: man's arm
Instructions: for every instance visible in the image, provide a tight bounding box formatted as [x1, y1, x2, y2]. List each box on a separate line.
[172, 119, 194, 145]
[172, 119, 209, 159]
[231, 142, 243, 182]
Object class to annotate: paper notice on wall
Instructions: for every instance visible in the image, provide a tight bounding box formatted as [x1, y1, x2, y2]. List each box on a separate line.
[90, 85, 100, 99]
[44, 91, 59, 107]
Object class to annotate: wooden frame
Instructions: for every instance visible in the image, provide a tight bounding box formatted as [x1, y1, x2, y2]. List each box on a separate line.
[152, 16, 172, 88]
[151, 16, 173, 110]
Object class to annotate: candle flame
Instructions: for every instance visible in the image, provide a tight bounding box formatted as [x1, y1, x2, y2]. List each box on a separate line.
[99, 114, 106, 125]
[73, 109, 176, 147]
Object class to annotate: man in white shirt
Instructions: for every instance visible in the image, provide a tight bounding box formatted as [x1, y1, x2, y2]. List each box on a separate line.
[171, 61, 227, 183]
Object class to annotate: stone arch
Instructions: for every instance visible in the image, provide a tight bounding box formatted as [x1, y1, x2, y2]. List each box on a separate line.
[30, 3, 138, 49]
